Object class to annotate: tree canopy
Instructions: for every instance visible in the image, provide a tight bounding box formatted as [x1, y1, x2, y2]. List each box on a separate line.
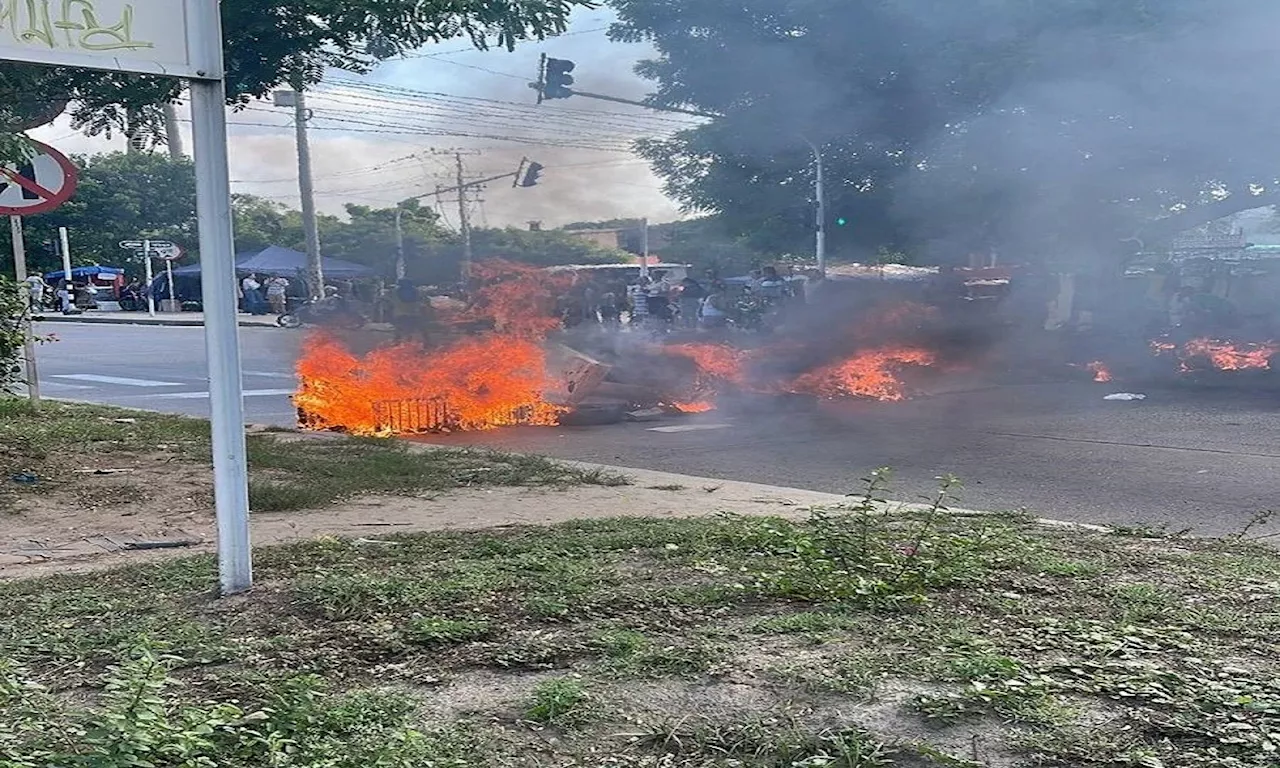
[610, 0, 1280, 265]
[1, 0, 595, 150]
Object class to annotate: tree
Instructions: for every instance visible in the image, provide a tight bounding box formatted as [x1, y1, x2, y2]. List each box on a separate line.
[321, 200, 447, 274]
[1, 276, 27, 389]
[231, 195, 295, 255]
[1, 0, 596, 153]
[610, 0, 1280, 264]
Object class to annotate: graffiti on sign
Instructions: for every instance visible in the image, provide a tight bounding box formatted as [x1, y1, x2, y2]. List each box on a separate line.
[0, 0, 153, 52]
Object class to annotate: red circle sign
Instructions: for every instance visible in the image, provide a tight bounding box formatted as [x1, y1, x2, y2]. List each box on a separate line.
[0, 140, 79, 216]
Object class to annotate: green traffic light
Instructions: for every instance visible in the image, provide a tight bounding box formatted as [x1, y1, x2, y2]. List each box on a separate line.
[836, 217, 848, 226]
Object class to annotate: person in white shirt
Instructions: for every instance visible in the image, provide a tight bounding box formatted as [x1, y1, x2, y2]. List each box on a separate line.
[240, 273, 266, 314]
[700, 282, 729, 329]
[23, 274, 45, 312]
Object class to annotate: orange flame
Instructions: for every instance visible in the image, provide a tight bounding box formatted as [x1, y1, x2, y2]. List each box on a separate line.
[459, 260, 573, 338]
[663, 343, 750, 385]
[671, 401, 716, 414]
[1151, 337, 1277, 373]
[1181, 338, 1277, 371]
[295, 333, 562, 435]
[295, 261, 576, 435]
[1087, 361, 1113, 382]
[789, 346, 937, 401]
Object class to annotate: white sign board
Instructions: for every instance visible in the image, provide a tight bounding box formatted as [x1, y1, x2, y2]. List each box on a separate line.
[0, 0, 219, 79]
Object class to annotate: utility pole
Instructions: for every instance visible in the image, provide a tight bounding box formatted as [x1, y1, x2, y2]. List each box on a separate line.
[455, 152, 473, 279]
[276, 85, 324, 297]
[163, 102, 184, 159]
[394, 207, 406, 281]
[801, 137, 827, 278]
[640, 217, 650, 278]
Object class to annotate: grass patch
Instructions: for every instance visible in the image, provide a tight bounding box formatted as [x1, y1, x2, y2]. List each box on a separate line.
[752, 611, 861, 635]
[640, 715, 896, 767]
[524, 677, 592, 726]
[0, 400, 627, 514]
[403, 617, 493, 646]
[247, 438, 626, 511]
[1, 472, 1279, 766]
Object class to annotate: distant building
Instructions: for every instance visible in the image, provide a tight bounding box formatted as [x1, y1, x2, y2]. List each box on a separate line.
[566, 228, 630, 250]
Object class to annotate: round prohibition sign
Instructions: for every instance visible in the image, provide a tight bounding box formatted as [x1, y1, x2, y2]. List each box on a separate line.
[0, 140, 79, 215]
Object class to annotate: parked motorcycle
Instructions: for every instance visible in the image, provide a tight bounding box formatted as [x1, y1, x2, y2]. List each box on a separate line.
[277, 297, 366, 330]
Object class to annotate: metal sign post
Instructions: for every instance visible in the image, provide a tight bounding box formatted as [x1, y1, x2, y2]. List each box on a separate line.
[9, 215, 39, 407]
[58, 227, 72, 287]
[143, 241, 156, 316]
[186, 0, 253, 595]
[0, 0, 253, 594]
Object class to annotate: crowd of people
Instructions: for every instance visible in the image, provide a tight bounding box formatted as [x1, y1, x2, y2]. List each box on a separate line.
[558, 266, 808, 333]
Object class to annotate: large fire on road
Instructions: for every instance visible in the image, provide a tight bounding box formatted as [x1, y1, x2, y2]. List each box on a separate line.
[294, 263, 945, 435]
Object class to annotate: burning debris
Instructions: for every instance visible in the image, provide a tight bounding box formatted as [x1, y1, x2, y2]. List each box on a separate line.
[1087, 361, 1113, 383]
[788, 347, 938, 402]
[293, 262, 963, 436]
[1150, 337, 1279, 374]
[295, 333, 563, 434]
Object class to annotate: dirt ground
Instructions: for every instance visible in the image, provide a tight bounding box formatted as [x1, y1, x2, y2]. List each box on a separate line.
[0, 446, 845, 579]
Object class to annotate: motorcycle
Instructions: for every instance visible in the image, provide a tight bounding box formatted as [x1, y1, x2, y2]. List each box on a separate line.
[277, 298, 367, 330]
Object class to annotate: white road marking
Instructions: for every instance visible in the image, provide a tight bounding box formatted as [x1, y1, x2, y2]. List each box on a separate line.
[647, 424, 733, 433]
[244, 371, 296, 379]
[36, 381, 95, 391]
[151, 388, 296, 400]
[52, 374, 182, 387]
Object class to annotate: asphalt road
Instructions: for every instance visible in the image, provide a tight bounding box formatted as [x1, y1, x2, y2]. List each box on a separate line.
[30, 322, 1280, 536]
[33, 322, 304, 427]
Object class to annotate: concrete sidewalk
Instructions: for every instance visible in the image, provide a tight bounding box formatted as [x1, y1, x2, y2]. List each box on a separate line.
[34, 311, 284, 329]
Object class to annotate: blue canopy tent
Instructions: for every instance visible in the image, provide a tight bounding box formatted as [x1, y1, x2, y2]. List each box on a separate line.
[43, 265, 125, 282]
[157, 246, 376, 303]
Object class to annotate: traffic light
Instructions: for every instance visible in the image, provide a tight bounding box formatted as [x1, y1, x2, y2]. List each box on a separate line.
[544, 58, 576, 100]
[835, 216, 849, 227]
[519, 161, 545, 188]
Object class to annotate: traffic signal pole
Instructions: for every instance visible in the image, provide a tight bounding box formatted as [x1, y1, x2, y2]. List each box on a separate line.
[566, 90, 719, 119]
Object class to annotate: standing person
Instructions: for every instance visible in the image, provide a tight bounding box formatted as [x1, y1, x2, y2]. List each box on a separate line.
[581, 280, 600, 324]
[266, 275, 290, 314]
[23, 274, 45, 313]
[626, 278, 649, 328]
[241, 273, 265, 315]
[391, 279, 435, 344]
[700, 281, 729, 329]
[678, 277, 708, 329]
[756, 266, 786, 302]
[645, 275, 673, 326]
[598, 290, 621, 326]
[56, 280, 74, 314]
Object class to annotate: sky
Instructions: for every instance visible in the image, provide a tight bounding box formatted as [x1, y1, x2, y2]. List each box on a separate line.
[28, 7, 697, 230]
